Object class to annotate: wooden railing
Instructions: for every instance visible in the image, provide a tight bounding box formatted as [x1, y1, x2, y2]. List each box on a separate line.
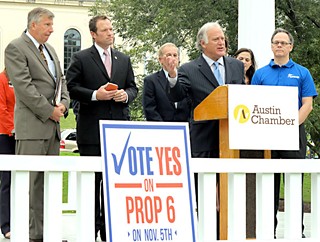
[1, 155, 320, 242]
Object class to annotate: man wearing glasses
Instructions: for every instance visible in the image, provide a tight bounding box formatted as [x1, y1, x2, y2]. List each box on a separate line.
[251, 28, 317, 238]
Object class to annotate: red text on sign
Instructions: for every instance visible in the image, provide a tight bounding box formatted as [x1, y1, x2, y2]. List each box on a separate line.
[126, 196, 176, 223]
[155, 147, 182, 176]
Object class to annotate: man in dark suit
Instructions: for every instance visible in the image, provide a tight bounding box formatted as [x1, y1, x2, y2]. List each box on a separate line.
[167, 21, 244, 158]
[166, 22, 244, 238]
[143, 43, 191, 122]
[66, 15, 138, 242]
[5, 7, 70, 242]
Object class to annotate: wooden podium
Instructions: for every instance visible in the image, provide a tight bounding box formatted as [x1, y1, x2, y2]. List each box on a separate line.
[194, 85, 270, 240]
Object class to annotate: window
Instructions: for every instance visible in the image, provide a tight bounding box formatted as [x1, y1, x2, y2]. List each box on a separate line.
[64, 28, 81, 74]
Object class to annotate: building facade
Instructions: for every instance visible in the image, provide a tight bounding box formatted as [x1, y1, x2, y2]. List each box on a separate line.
[0, 0, 94, 73]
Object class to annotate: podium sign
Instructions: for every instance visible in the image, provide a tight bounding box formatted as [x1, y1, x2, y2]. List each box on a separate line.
[228, 85, 299, 150]
[99, 121, 196, 242]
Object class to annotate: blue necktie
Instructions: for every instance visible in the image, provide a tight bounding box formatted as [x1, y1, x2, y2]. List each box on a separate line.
[213, 62, 223, 85]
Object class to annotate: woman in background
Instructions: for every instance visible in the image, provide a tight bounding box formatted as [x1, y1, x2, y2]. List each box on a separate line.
[0, 68, 15, 239]
[234, 48, 257, 84]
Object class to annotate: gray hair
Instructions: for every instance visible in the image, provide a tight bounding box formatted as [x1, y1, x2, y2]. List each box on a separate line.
[271, 28, 294, 45]
[27, 7, 54, 30]
[158, 42, 178, 57]
[196, 22, 224, 51]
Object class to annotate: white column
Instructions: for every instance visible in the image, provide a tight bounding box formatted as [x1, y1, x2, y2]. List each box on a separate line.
[238, 0, 275, 68]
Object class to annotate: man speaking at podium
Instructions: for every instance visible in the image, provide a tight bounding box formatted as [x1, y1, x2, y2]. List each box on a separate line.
[166, 21, 244, 159]
[165, 21, 244, 238]
[251, 28, 318, 238]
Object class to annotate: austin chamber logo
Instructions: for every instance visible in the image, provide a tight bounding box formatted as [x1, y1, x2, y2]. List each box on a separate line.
[233, 105, 250, 123]
[233, 104, 296, 125]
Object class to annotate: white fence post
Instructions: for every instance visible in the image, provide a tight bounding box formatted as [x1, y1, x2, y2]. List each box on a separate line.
[44, 171, 63, 242]
[284, 173, 302, 239]
[76, 172, 96, 242]
[311, 173, 320, 238]
[197, 173, 217, 242]
[228, 173, 246, 240]
[256, 173, 274, 240]
[11, 170, 29, 242]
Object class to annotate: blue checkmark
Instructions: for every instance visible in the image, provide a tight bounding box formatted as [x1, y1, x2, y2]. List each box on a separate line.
[112, 132, 131, 174]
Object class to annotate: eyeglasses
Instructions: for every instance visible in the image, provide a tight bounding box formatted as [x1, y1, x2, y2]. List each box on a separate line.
[271, 41, 292, 46]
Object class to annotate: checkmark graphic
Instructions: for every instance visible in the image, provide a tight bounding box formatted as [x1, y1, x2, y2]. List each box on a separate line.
[112, 132, 131, 175]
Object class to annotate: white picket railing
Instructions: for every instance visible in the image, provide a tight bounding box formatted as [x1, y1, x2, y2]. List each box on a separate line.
[3, 155, 101, 242]
[0, 155, 320, 242]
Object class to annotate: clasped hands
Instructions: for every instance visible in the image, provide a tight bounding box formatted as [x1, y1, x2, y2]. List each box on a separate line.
[50, 103, 66, 122]
[96, 83, 127, 102]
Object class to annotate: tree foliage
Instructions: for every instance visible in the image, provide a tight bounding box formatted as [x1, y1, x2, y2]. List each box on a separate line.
[89, 0, 320, 156]
[275, 0, 320, 156]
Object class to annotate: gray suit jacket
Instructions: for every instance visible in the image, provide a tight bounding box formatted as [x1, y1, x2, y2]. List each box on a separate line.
[5, 32, 70, 140]
[169, 55, 244, 154]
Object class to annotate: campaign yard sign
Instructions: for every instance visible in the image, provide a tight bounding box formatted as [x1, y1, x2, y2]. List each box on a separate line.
[99, 121, 196, 242]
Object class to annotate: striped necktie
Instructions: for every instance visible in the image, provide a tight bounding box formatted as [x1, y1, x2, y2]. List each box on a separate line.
[39, 44, 48, 66]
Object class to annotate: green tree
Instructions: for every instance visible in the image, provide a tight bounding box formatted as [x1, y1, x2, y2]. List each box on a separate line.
[89, 0, 320, 156]
[276, 0, 320, 156]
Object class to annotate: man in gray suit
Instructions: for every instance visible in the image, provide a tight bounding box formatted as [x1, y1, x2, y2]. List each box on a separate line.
[5, 7, 70, 242]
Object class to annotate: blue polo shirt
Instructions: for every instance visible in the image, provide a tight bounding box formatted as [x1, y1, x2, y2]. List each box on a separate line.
[252, 59, 318, 108]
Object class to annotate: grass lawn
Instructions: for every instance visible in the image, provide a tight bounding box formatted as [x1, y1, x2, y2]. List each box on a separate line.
[61, 108, 76, 130]
[280, 173, 311, 203]
[61, 151, 78, 206]
[60, 110, 78, 206]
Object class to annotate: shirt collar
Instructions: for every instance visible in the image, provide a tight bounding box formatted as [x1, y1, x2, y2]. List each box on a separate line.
[202, 53, 224, 67]
[162, 69, 169, 79]
[95, 43, 111, 57]
[270, 58, 294, 68]
[26, 31, 41, 49]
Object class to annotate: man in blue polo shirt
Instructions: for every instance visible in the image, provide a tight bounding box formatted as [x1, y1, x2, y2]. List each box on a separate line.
[252, 28, 317, 238]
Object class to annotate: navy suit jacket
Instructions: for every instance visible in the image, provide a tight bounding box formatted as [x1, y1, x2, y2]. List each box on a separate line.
[143, 70, 190, 121]
[169, 55, 244, 154]
[66, 45, 138, 145]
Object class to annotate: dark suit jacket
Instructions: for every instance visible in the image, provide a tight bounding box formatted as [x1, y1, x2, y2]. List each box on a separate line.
[66, 45, 138, 146]
[143, 70, 191, 121]
[4, 32, 70, 141]
[169, 55, 244, 154]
